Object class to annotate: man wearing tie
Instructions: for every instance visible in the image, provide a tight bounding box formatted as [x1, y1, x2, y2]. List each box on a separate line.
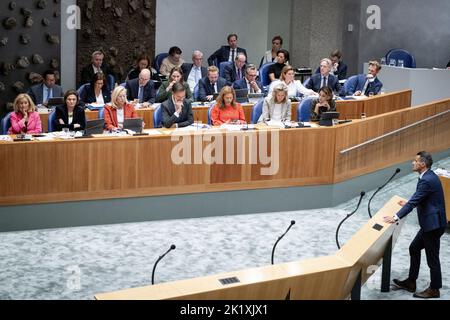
[182, 50, 207, 93]
[125, 69, 156, 107]
[233, 65, 262, 94]
[197, 66, 227, 102]
[224, 53, 247, 86]
[28, 70, 63, 106]
[345, 61, 383, 96]
[161, 82, 194, 129]
[305, 58, 341, 93]
[384, 151, 447, 299]
[207, 34, 247, 66]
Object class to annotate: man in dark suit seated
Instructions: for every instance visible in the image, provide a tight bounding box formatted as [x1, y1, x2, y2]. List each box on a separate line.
[198, 66, 227, 102]
[384, 151, 447, 299]
[306, 58, 341, 93]
[344, 61, 383, 96]
[223, 53, 247, 86]
[232, 64, 262, 94]
[28, 70, 64, 106]
[181, 50, 207, 93]
[79, 51, 113, 88]
[162, 82, 194, 128]
[125, 69, 156, 107]
[314, 50, 348, 80]
[207, 34, 247, 66]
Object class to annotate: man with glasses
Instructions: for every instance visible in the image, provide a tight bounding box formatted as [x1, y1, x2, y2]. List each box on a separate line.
[125, 68, 156, 107]
[223, 53, 247, 86]
[305, 58, 341, 93]
[182, 50, 207, 93]
[232, 65, 262, 94]
[28, 70, 63, 106]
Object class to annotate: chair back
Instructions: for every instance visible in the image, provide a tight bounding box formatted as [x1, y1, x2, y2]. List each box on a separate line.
[259, 62, 275, 87]
[1, 112, 13, 135]
[219, 61, 232, 78]
[107, 74, 116, 91]
[207, 104, 215, 125]
[251, 99, 264, 124]
[154, 53, 169, 72]
[193, 83, 200, 101]
[77, 83, 90, 101]
[48, 109, 57, 132]
[297, 98, 315, 122]
[153, 105, 163, 128]
[386, 49, 416, 68]
[98, 108, 105, 119]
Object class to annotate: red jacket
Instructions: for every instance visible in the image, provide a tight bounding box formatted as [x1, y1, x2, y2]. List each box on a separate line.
[103, 104, 137, 130]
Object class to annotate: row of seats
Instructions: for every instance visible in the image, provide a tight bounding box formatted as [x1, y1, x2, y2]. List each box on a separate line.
[1, 98, 317, 134]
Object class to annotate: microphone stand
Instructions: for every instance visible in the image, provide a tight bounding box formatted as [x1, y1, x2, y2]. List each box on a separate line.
[335, 192, 365, 249]
[367, 169, 401, 218]
[151, 244, 176, 285]
[271, 221, 295, 265]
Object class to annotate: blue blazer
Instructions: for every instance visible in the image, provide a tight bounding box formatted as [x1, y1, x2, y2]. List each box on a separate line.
[197, 76, 227, 102]
[223, 63, 246, 86]
[207, 46, 247, 66]
[397, 170, 447, 232]
[315, 61, 348, 80]
[125, 78, 156, 104]
[345, 74, 383, 96]
[232, 78, 262, 93]
[305, 73, 341, 93]
[28, 83, 64, 105]
[79, 85, 111, 104]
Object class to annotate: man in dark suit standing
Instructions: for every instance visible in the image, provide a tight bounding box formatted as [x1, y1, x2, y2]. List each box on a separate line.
[198, 66, 227, 102]
[384, 151, 447, 299]
[306, 58, 341, 93]
[207, 34, 247, 66]
[232, 64, 262, 94]
[181, 50, 207, 93]
[125, 69, 156, 107]
[162, 82, 193, 128]
[28, 70, 64, 106]
[79, 51, 113, 87]
[223, 53, 247, 86]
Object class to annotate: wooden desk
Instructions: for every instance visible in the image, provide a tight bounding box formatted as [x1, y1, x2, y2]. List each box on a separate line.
[438, 176, 450, 222]
[38, 90, 412, 132]
[2, 97, 448, 207]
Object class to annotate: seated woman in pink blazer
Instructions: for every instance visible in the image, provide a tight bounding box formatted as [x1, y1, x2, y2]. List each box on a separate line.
[8, 93, 42, 134]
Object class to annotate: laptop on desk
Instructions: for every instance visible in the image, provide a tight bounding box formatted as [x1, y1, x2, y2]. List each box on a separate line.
[123, 118, 143, 134]
[234, 89, 249, 103]
[47, 97, 64, 108]
[84, 119, 104, 135]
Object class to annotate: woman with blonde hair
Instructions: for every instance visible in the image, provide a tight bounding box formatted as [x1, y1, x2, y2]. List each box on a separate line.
[269, 65, 317, 99]
[258, 82, 291, 123]
[210, 86, 246, 126]
[8, 93, 42, 134]
[104, 86, 137, 131]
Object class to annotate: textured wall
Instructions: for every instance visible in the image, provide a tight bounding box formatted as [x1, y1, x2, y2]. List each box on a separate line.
[76, 0, 156, 86]
[357, 0, 450, 72]
[0, 0, 61, 118]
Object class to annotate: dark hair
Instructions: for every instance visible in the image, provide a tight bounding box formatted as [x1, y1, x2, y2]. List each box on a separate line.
[168, 46, 182, 56]
[64, 89, 79, 104]
[272, 35, 283, 45]
[169, 66, 184, 84]
[135, 54, 151, 68]
[417, 151, 433, 168]
[172, 82, 186, 94]
[330, 50, 342, 59]
[43, 70, 56, 79]
[277, 49, 290, 62]
[90, 72, 106, 88]
[318, 86, 333, 103]
[227, 34, 238, 42]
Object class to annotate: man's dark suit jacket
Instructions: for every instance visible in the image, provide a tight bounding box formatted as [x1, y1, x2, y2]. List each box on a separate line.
[161, 98, 194, 128]
[232, 78, 263, 93]
[27, 83, 64, 105]
[53, 104, 86, 131]
[397, 170, 447, 232]
[315, 61, 348, 80]
[305, 73, 341, 93]
[344, 74, 383, 96]
[79, 64, 113, 88]
[125, 78, 156, 104]
[223, 63, 246, 86]
[181, 63, 207, 82]
[79, 84, 111, 104]
[197, 76, 227, 102]
[207, 46, 247, 66]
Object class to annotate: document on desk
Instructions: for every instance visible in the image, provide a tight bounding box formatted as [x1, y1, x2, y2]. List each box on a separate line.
[346, 95, 367, 100]
[35, 135, 55, 141]
[220, 124, 256, 131]
[142, 129, 163, 135]
[0, 135, 13, 142]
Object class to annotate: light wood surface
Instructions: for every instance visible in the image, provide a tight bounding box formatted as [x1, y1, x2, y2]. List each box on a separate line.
[38, 90, 412, 131]
[94, 196, 405, 300]
[438, 176, 450, 222]
[1, 97, 448, 207]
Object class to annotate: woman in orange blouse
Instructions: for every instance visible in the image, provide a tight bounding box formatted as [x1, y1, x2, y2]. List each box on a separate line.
[210, 86, 246, 126]
[103, 86, 138, 131]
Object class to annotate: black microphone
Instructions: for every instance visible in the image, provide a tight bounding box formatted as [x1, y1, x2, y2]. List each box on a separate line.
[271, 220, 295, 265]
[151, 244, 176, 285]
[367, 168, 401, 218]
[335, 191, 365, 249]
